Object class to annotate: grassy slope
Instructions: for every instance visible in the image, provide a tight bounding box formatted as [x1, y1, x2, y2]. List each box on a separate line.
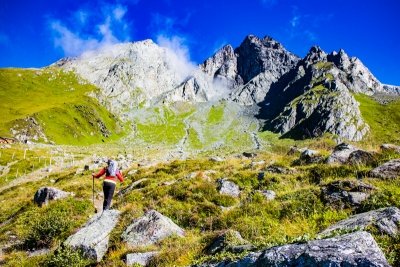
[355, 94, 400, 146]
[1, 144, 399, 266]
[0, 68, 123, 145]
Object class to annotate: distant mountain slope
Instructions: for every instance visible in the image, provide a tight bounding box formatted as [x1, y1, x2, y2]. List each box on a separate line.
[0, 68, 123, 144]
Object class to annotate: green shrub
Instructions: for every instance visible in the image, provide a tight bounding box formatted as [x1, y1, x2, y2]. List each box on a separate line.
[45, 245, 91, 267]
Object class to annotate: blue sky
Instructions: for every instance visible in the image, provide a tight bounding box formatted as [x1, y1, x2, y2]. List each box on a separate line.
[0, 0, 399, 85]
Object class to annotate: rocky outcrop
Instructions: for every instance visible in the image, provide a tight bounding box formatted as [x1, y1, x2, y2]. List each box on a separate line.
[218, 179, 240, 197]
[65, 210, 120, 262]
[321, 180, 375, 208]
[33, 187, 74, 207]
[265, 164, 295, 174]
[121, 210, 185, 247]
[205, 230, 255, 255]
[117, 178, 148, 197]
[369, 159, 400, 179]
[126, 251, 159, 266]
[258, 46, 371, 141]
[195, 231, 389, 267]
[320, 207, 400, 237]
[326, 143, 358, 164]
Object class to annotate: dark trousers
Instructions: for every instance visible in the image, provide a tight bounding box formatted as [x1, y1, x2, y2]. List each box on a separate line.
[103, 181, 116, 210]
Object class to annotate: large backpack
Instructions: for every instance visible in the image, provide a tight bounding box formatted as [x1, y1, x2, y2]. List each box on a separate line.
[107, 160, 118, 176]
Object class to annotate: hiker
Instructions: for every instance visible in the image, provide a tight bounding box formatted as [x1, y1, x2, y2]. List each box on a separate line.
[92, 159, 124, 210]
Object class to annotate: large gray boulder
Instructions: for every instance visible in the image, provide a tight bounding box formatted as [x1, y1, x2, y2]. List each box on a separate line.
[126, 251, 159, 266]
[369, 159, 400, 179]
[218, 179, 240, 197]
[64, 210, 120, 262]
[326, 143, 358, 164]
[321, 180, 375, 209]
[347, 150, 376, 165]
[320, 207, 400, 237]
[381, 144, 400, 153]
[122, 210, 185, 247]
[195, 231, 389, 267]
[33, 187, 74, 207]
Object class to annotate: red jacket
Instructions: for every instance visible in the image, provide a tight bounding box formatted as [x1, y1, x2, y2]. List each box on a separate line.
[93, 167, 124, 183]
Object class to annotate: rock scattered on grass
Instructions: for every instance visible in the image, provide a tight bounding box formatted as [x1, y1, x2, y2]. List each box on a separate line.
[33, 187, 74, 207]
[319, 206, 400, 237]
[326, 143, 358, 164]
[369, 159, 400, 179]
[122, 210, 185, 247]
[218, 178, 240, 198]
[65, 209, 120, 262]
[126, 251, 159, 266]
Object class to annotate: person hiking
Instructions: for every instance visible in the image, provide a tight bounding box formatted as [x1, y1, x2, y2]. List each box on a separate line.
[92, 159, 124, 210]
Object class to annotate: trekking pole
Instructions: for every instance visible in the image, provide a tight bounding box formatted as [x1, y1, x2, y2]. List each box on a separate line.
[92, 175, 95, 206]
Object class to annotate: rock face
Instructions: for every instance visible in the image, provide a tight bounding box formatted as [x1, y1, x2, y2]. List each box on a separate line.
[126, 251, 159, 266]
[218, 179, 240, 197]
[258, 46, 373, 141]
[205, 230, 254, 255]
[326, 143, 358, 164]
[196, 231, 389, 267]
[320, 207, 400, 237]
[65, 210, 120, 262]
[33, 187, 74, 207]
[369, 159, 400, 179]
[321, 180, 375, 208]
[121, 210, 185, 247]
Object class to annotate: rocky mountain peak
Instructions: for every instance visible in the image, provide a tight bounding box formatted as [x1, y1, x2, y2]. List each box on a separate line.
[304, 46, 327, 65]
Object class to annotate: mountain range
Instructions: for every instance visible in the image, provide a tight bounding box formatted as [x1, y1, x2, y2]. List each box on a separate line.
[1, 34, 400, 147]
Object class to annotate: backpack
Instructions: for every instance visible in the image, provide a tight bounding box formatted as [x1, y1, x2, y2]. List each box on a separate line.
[107, 160, 118, 176]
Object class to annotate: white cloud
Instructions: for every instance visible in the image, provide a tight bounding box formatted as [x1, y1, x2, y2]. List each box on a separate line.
[156, 35, 197, 81]
[291, 15, 300, 28]
[50, 3, 131, 57]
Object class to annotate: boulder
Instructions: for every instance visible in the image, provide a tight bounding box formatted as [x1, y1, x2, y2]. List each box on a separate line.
[369, 159, 400, 179]
[320, 207, 400, 237]
[33, 187, 74, 207]
[126, 251, 159, 266]
[206, 230, 255, 255]
[242, 152, 257, 158]
[326, 143, 358, 164]
[218, 179, 240, 198]
[64, 210, 120, 262]
[195, 231, 389, 267]
[121, 210, 185, 247]
[296, 149, 324, 165]
[380, 143, 400, 153]
[265, 165, 294, 174]
[321, 180, 375, 208]
[256, 190, 276, 201]
[347, 150, 376, 165]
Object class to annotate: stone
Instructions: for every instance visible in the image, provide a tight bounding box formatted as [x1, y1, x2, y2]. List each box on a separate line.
[126, 251, 159, 266]
[205, 230, 254, 255]
[242, 152, 257, 158]
[256, 190, 276, 201]
[65, 210, 120, 262]
[347, 149, 376, 165]
[33, 187, 74, 207]
[210, 156, 224, 162]
[265, 165, 294, 174]
[321, 180, 375, 208]
[121, 210, 185, 247]
[195, 231, 389, 267]
[295, 149, 324, 165]
[218, 179, 240, 198]
[320, 207, 400, 237]
[369, 159, 400, 179]
[326, 143, 358, 164]
[380, 143, 400, 153]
